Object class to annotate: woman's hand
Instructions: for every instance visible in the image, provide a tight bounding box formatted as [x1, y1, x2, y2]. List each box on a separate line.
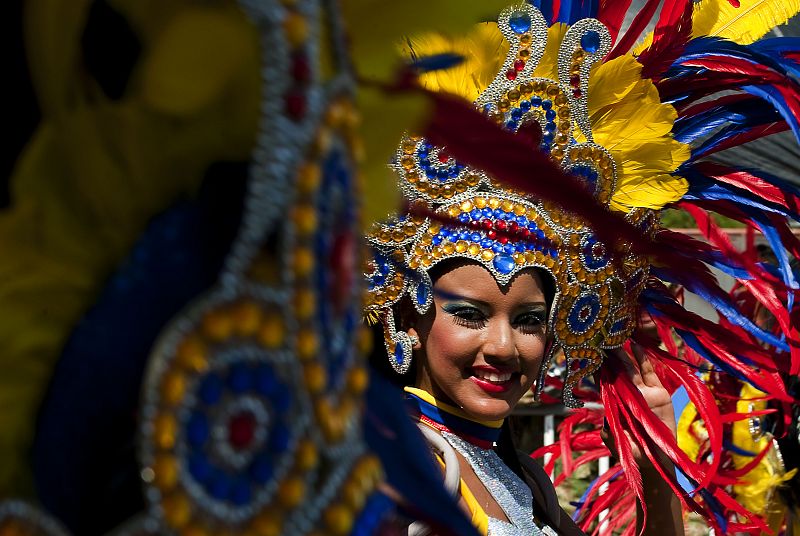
[603, 343, 685, 535]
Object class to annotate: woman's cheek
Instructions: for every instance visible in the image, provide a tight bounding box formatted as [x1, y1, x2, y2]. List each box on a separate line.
[428, 321, 479, 370]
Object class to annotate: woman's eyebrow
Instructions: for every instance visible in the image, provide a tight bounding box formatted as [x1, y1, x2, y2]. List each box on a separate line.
[432, 288, 489, 306]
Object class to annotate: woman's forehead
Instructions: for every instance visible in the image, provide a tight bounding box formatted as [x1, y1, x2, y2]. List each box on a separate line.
[433, 262, 545, 301]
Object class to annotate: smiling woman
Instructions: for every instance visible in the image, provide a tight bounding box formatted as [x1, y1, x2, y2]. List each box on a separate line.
[410, 261, 549, 422]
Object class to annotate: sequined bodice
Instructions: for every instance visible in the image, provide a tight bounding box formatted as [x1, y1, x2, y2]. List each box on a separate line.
[442, 432, 552, 536]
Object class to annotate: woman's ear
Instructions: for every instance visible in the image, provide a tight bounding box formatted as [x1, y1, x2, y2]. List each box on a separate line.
[407, 327, 423, 350]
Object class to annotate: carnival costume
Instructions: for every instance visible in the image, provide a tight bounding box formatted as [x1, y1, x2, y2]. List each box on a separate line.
[365, 1, 800, 534]
[0, 0, 513, 535]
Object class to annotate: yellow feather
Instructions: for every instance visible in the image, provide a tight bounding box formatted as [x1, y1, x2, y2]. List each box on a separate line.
[693, 0, 800, 45]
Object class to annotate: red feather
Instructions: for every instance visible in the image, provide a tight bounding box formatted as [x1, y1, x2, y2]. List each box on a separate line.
[637, 0, 693, 81]
[608, 0, 661, 60]
[596, 0, 634, 43]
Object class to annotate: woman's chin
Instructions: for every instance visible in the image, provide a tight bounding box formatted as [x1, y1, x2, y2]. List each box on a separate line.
[461, 391, 517, 421]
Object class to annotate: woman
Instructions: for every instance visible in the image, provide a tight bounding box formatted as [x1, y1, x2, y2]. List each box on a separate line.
[398, 260, 682, 535]
[365, 1, 800, 534]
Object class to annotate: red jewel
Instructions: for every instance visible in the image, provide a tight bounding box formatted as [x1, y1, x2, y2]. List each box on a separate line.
[228, 411, 257, 449]
[520, 229, 531, 239]
[438, 152, 450, 163]
[286, 90, 307, 119]
[482, 219, 494, 230]
[487, 230, 497, 239]
[469, 220, 480, 228]
[508, 221, 519, 233]
[569, 74, 580, 88]
[506, 69, 517, 81]
[572, 89, 582, 99]
[292, 54, 311, 83]
[498, 236, 509, 244]
[514, 59, 525, 72]
[496, 220, 508, 231]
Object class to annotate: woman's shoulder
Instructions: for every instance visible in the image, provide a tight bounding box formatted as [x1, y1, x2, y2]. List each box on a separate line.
[515, 452, 587, 536]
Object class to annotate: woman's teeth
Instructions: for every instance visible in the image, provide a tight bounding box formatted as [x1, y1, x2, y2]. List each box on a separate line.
[474, 370, 512, 383]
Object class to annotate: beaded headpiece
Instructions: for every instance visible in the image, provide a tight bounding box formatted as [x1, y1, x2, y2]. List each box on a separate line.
[365, 0, 800, 532]
[365, 3, 655, 407]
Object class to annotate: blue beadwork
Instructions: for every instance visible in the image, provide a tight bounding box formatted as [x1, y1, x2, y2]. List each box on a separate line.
[568, 293, 602, 333]
[493, 254, 516, 274]
[416, 281, 430, 306]
[519, 100, 531, 111]
[508, 12, 531, 34]
[582, 235, 608, 270]
[581, 30, 601, 53]
[394, 343, 405, 365]
[541, 99, 553, 110]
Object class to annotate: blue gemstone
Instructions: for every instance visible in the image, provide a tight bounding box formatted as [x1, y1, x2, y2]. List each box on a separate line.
[458, 231, 469, 240]
[530, 96, 542, 107]
[186, 412, 210, 446]
[394, 343, 405, 365]
[519, 100, 531, 111]
[493, 254, 516, 274]
[482, 208, 493, 217]
[516, 215, 528, 225]
[470, 232, 482, 242]
[581, 30, 601, 53]
[437, 169, 449, 181]
[270, 424, 291, 453]
[542, 99, 553, 110]
[494, 209, 505, 218]
[416, 282, 430, 305]
[543, 133, 554, 144]
[199, 374, 224, 405]
[470, 209, 482, 220]
[425, 168, 436, 179]
[230, 479, 252, 506]
[515, 243, 527, 253]
[250, 455, 274, 484]
[508, 12, 531, 34]
[483, 103, 493, 113]
[379, 260, 391, 274]
[458, 213, 470, 223]
[480, 238, 493, 248]
[510, 108, 523, 121]
[506, 121, 518, 131]
[189, 453, 213, 483]
[448, 167, 459, 178]
[418, 147, 429, 157]
[492, 243, 505, 253]
[228, 363, 252, 393]
[431, 235, 442, 246]
[369, 273, 385, 287]
[419, 158, 430, 168]
[545, 109, 557, 121]
[504, 244, 516, 254]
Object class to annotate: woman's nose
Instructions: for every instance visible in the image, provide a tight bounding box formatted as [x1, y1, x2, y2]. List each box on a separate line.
[482, 319, 516, 360]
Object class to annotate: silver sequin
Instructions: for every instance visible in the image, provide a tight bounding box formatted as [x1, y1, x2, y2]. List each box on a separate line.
[442, 432, 549, 536]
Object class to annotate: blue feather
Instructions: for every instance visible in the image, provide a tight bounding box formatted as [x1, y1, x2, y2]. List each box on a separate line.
[527, 0, 555, 23]
[411, 53, 465, 73]
[742, 83, 800, 143]
[699, 489, 729, 533]
[739, 204, 799, 291]
[650, 267, 791, 351]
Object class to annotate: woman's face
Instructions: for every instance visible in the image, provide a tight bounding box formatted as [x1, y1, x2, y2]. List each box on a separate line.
[408, 262, 548, 421]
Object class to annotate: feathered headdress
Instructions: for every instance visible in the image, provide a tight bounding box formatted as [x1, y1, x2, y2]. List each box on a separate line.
[365, 0, 800, 533]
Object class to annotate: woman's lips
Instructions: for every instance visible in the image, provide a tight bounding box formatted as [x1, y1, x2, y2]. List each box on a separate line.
[469, 366, 517, 394]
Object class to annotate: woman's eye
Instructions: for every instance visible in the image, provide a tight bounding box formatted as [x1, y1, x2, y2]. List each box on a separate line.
[515, 312, 546, 330]
[444, 305, 487, 327]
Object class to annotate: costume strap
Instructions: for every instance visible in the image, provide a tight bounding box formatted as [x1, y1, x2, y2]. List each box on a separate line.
[404, 387, 503, 449]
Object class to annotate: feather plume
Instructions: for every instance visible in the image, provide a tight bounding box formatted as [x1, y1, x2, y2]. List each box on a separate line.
[692, 0, 800, 45]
